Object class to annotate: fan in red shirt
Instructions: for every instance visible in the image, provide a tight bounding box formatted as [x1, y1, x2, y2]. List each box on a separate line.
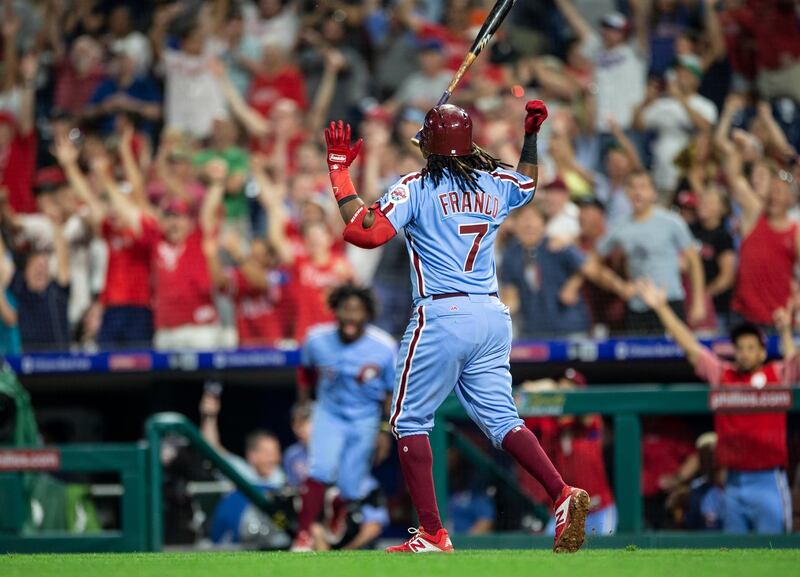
[718, 4, 758, 87]
[640, 417, 697, 529]
[212, 57, 327, 175]
[256, 158, 352, 342]
[518, 370, 617, 536]
[0, 112, 35, 215]
[727, 0, 800, 101]
[726, 159, 799, 328]
[152, 198, 221, 351]
[203, 163, 292, 348]
[288, 221, 353, 341]
[638, 278, 796, 534]
[51, 138, 157, 348]
[246, 43, 307, 120]
[283, 193, 346, 261]
[0, 51, 38, 214]
[207, 238, 291, 347]
[52, 36, 107, 117]
[99, 212, 159, 344]
[248, 99, 308, 174]
[397, 0, 472, 73]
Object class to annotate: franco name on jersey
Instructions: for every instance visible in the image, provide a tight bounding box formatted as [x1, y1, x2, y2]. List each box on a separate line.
[437, 190, 501, 219]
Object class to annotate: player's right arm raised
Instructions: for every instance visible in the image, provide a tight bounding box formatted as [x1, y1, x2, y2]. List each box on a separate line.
[518, 100, 548, 189]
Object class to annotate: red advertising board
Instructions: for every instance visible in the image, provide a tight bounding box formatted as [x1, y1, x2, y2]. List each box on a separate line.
[0, 449, 61, 471]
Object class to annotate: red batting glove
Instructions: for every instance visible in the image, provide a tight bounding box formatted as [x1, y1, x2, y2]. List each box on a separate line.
[524, 100, 548, 135]
[324, 120, 363, 172]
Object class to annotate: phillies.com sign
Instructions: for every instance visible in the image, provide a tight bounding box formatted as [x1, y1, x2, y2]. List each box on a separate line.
[709, 389, 794, 412]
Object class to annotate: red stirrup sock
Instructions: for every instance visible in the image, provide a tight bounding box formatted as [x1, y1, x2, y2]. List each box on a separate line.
[397, 434, 443, 534]
[502, 425, 566, 502]
[297, 477, 327, 532]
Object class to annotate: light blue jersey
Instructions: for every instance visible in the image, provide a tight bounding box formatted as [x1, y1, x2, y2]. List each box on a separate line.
[378, 168, 535, 301]
[302, 323, 397, 500]
[301, 323, 397, 421]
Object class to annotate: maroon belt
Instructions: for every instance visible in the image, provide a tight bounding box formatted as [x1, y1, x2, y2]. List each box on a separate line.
[431, 292, 498, 300]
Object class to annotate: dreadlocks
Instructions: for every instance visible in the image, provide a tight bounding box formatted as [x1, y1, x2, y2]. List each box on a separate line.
[421, 144, 511, 192]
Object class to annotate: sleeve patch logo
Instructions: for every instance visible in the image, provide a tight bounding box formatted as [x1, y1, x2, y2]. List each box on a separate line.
[389, 185, 410, 204]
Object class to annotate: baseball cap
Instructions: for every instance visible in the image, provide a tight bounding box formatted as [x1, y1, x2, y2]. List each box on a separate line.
[417, 37, 445, 53]
[34, 167, 67, 192]
[364, 105, 393, 126]
[399, 107, 426, 125]
[561, 368, 587, 387]
[163, 199, 191, 216]
[601, 12, 628, 32]
[676, 190, 699, 209]
[0, 111, 16, 128]
[545, 177, 568, 192]
[676, 54, 703, 80]
[111, 34, 152, 75]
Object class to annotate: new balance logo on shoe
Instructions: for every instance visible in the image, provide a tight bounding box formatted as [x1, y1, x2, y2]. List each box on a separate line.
[386, 527, 455, 554]
[409, 539, 437, 553]
[554, 495, 570, 528]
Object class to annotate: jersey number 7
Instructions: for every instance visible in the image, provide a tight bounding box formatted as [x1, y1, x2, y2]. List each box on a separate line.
[459, 223, 489, 273]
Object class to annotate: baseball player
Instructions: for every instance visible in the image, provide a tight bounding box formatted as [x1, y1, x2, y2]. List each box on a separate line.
[291, 285, 397, 551]
[322, 100, 589, 554]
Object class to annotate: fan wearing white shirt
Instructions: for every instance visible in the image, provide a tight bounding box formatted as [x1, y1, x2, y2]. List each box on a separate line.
[156, 15, 229, 139]
[634, 54, 718, 193]
[555, 1, 647, 134]
[242, 0, 300, 52]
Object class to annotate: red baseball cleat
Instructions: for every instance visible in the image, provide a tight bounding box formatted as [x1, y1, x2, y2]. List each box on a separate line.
[385, 527, 454, 553]
[289, 530, 314, 552]
[553, 485, 590, 553]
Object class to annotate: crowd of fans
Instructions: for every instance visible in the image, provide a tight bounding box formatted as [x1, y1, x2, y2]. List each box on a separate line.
[0, 0, 799, 354]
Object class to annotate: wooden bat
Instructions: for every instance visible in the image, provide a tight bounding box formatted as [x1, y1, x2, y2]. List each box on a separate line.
[412, 0, 518, 145]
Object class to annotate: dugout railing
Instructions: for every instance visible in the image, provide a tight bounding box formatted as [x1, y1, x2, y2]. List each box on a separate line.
[432, 384, 800, 548]
[0, 413, 281, 553]
[0, 444, 149, 552]
[1, 386, 799, 552]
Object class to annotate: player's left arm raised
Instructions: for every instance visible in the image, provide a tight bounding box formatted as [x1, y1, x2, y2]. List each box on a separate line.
[325, 120, 397, 249]
[518, 100, 548, 187]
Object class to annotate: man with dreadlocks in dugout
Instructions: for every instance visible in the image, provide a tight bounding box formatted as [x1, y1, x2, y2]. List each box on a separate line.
[321, 100, 589, 554]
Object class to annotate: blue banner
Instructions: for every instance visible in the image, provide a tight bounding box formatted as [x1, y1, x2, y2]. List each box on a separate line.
[4, 336, 783, 376]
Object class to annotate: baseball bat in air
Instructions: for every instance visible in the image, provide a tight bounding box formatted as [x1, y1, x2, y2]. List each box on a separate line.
[411, 0, 518, 145]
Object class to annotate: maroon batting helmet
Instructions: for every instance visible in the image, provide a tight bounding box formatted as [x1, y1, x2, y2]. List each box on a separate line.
[419, 104, 473, 157]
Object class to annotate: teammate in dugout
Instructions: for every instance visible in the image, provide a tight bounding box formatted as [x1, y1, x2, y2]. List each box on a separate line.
[637, 278, 795, 534]
[292, 285, 397, 551]
[520, 369, 617, 536]
[321, 100, 590, 553]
